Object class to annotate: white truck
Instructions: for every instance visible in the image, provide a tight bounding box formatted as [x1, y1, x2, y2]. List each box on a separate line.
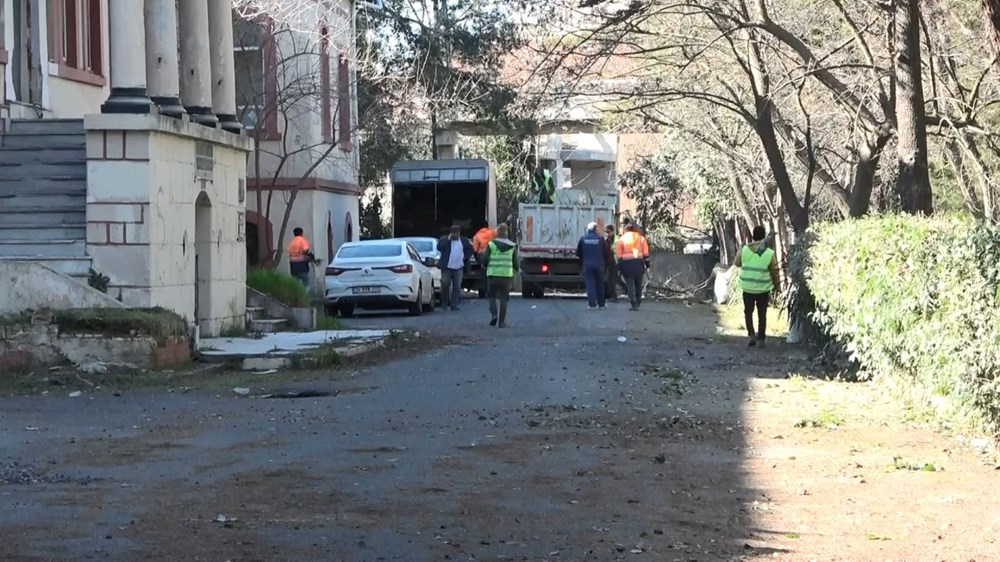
[518, 186, 618, 298]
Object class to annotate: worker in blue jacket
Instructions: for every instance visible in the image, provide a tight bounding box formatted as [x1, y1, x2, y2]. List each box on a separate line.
[576, 221, 614, 309]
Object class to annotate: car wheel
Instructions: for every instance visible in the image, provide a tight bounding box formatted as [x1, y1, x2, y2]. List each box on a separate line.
[423, 285, 436, 312]
[339, 304, 356, 318]
[408, 283, 424, 316]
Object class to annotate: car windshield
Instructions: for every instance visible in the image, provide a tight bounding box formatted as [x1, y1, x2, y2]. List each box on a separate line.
[406, 240, 436, 253]
[338, 245, 402, 259]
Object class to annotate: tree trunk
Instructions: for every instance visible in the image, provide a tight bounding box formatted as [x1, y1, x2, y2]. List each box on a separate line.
[754, 102, 810, 233]
[892, 0, 934, 214]
[984, 0, 1000, 55]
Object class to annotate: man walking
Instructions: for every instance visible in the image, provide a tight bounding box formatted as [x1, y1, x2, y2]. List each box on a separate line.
[287, 227, 316, 289]
[734, 226, 780, 347]
[615, 224, 650, 311]
[577, 222, 613, 309]
[482, 224, 518, 327]
[437, 225, 474, 311]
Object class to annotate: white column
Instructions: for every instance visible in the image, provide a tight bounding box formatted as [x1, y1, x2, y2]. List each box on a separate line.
[208, 0, 241, 133]
[178, 0, 217, 125]
[101, 0, 153, 113]
[144, 0, 184, 118]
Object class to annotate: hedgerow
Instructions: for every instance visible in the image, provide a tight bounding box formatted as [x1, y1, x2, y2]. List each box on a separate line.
[798, 215, 1000, 433]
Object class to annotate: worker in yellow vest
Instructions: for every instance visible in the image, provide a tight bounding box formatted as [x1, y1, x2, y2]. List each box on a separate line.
[482, 223, 518, 328]
[734, 226, 780, 347]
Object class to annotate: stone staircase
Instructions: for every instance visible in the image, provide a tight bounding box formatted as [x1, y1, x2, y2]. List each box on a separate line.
[245, 305, 289, 333]
[0, 119, 91, 278]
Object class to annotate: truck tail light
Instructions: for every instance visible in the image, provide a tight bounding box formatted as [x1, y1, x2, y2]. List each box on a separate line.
[541, 263, 550, 273]
[389, 264, 413, 274]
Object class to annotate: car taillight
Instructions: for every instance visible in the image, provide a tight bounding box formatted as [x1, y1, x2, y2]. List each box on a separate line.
[326, 267, 346, 276]
[541, 263, 550, 273]
[390, 264, 413, 273]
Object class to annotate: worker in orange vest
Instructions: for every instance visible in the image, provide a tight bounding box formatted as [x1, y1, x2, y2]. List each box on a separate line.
[472, 222, 495, 255]
[615, 223, 650, 311]
[288, 227, 316, 289]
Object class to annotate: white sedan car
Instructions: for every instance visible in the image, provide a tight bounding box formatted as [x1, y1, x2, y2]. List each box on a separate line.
[325, 240, 436, 317]
[396, 237, 442, 296]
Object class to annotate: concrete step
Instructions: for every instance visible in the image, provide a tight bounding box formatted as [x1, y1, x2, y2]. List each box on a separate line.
[0, 223, 86, 240]
[249, 318, 288, 333]
[8, 119, 85, 135]
[1, 133, 86, 150]
[0, 176, 87, 196]
[0, 193, 86, 210]
[0, 239, 87, 258]
[245, 306, 265, 321]
[0, 146, 86, 164]
[0, 162, 87, 180]
[0, 185, 86, 198]
[0, 207, 87, 227]
[0, 256, 93, 277]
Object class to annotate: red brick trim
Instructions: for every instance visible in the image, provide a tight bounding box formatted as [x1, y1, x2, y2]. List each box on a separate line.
[247, 177, 361, 195]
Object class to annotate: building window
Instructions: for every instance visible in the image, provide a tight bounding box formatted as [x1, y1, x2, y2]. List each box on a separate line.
[48, 0, 104, 84]
[337, 55, 351, 151]
[234, 16, 280, 140]
[320, 25, 332, 142]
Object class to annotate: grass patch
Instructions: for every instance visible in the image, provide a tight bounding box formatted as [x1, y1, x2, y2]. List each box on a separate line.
[53, 307, 186, 342]
[794, 408, 845, 429]
[219, 324, 248, 338]
[316, 314, 344, 330]
[889, 457, 942, 472]
[864, 532, 892, 541]
[641, 366, 692, 397]
[248, 268, 310, 308]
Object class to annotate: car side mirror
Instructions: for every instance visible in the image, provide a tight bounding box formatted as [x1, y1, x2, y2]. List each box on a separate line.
[424, 257, 436, 267]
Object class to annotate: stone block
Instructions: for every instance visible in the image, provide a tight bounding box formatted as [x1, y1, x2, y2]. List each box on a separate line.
[86, 131, 105, 160]
[125, 223, 150, 245]
[125, 130, 151, 160]
[87, 223, 109, 245]
[89, 245, 150, 286]
[87, 161, 151, 203]
[105, 130, 126, 160]
[108, 223, 126, 244]
[88, 202, 144, 224]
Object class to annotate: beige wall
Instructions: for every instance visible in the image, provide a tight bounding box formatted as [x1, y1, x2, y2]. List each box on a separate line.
[85, 114, 252, 337]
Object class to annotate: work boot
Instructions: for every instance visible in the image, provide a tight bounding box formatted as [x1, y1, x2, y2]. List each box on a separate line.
[489, 317, 498, 327]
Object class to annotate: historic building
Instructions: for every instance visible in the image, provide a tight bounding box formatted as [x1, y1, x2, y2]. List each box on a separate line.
[0, 1, 365, 336]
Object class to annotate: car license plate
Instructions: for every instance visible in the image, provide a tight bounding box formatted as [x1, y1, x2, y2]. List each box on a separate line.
[352, 286, 381, 295]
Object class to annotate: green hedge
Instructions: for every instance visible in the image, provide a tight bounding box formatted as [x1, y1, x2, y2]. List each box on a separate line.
[800, 215, 1000, 432]
[247, 268, 310, 308]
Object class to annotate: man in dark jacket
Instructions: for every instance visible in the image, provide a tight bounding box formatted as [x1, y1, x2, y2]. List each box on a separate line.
[482, 224, 519, 327]
[576, 221, 613, 309]
[437, 225, 475, 311]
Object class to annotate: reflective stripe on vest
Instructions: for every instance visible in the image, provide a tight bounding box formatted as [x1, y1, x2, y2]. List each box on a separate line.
[739, 245, 774, 294]
[486, 241, 515, 278]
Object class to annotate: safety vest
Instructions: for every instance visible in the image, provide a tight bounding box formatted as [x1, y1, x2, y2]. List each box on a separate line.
[288, 236, 310, 262]
[615, 231, 648, 260]
[739, 245, 775, 294]
[486, 241, 515, 278]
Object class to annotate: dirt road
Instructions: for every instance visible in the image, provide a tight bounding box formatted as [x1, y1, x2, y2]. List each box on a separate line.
[1, 296, 997, 561]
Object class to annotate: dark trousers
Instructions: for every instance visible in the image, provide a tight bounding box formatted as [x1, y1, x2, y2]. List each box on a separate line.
[620, 259, 644, 309]
[488, 277, 512, 325]
[605, 262, 619, 299]
[440, 268, 464, 310]
[584, 266, 606, 307]
[743, 291, 769, 341]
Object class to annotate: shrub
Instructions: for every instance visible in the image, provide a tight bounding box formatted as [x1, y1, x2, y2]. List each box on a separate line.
[802, 215, 1000, 432]
[247, 268, 310, 308]
[53, 307, 188, 341]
